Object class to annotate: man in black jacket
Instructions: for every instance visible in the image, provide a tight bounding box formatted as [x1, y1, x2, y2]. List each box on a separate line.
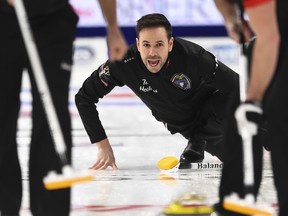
[75, 13, 240, 171]
[0, 0, 127, 215]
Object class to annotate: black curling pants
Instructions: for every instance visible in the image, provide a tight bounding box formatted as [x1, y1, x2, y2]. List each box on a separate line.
[0, 6, 78, 216]
[265, 1, 288, 213]
[181, 80, 240, 162]
[218, 2, 288, 216]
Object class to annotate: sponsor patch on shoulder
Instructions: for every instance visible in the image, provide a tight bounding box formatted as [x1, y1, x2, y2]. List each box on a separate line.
[171, 73, 191, 90]
[98, 64, 110, 86]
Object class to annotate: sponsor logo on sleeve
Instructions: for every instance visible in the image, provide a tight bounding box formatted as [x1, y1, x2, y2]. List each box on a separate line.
[98, 64, 110, 86]
[124, 57, 135, 63]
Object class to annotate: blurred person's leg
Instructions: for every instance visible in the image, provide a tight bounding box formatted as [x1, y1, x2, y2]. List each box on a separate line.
[28, 6, 78, 216]
[0, 12, 28, 215]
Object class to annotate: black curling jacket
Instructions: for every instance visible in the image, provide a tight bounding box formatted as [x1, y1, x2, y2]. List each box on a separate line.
[75, 38, 239, 143]
[0, 0, 69, 16]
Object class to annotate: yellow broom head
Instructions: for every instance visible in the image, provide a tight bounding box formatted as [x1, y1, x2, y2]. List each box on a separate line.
[223, 193, 274, 216]
[43, 165, 94, 190]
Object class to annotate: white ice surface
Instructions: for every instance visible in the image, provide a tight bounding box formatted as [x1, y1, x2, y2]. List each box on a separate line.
[16, 46, 277, 216]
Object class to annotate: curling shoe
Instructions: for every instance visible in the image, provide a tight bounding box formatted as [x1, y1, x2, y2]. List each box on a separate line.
[179, 138, 206, 169]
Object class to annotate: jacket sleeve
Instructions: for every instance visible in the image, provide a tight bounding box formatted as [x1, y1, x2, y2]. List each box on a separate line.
[75, 61, 123, 143]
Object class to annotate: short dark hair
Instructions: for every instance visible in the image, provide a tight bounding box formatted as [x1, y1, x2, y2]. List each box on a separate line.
[136, 13, 172, 39]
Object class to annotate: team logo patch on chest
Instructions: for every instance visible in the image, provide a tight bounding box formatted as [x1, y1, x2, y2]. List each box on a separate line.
[171, 73, 191, 90]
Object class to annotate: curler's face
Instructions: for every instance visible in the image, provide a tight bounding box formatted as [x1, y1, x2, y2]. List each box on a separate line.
[136, 27, 173, 73]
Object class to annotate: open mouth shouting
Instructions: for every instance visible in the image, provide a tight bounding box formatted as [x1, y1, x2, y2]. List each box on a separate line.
[146, 58, 161, 73]
[148, 59, 160, 67]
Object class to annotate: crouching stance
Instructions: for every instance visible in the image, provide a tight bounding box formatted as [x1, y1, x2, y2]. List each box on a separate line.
[75, 13, 239, 170]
